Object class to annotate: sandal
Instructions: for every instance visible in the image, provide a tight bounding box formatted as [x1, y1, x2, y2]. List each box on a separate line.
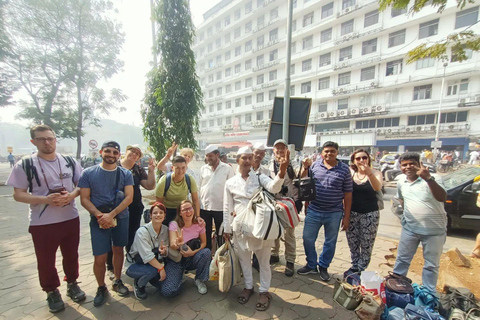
[237, 288, 254, 304]
[256, 292, 272, 311]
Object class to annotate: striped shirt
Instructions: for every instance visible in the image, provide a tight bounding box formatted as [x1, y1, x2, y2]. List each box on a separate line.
[309, 159, 353, 213]
[397, 177, 447, 236]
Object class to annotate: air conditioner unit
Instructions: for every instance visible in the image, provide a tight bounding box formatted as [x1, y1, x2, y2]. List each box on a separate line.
[338, 110, 347, 117]
[339, 88, 344, 93]
[350, 108, 360, 115]
[261, 120, 266, 125]
[319, 112, 328, 119]
[320, 62, 330, 67]
[329, 111, 337, 117]
[345, 7, 350, 13]
[448, 125, 455, 130]
[406, 127, 411, 132]
[416, 126, 422, 132]
[375, 105, 385, 112]
[370, 81, 378, 88]
[357, 129, 364, 133]
[376, 129, 383, 134]
[332, 89, 337, 95]
[361, 106, 372, 114]
[250, 121, 255, 126]
[430, 125, 436, 131]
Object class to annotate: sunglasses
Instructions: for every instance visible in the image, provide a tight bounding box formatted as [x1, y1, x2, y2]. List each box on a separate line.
[355, 156, 369, 161]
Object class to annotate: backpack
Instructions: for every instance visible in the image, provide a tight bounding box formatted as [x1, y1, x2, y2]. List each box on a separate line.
[163, 172, 192, 196]
[21, 155, 76, 192]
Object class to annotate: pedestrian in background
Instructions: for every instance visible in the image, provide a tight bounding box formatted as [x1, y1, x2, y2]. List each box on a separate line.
[7, 152, 15, 168]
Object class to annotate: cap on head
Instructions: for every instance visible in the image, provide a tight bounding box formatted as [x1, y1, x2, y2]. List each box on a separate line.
[273, 139, 288, 148]
[126, 144, 142, 157]
[253, 142, 266, 151]
[237, 146, 253, 155]
[205, 145, 219, 154]
[101, 141, 121, 152]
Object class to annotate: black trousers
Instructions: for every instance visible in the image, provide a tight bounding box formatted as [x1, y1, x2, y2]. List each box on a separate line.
[200, 209, 223, 250]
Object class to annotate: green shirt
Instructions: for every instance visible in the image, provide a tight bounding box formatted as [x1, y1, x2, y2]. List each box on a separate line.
[155, 173, 198, 209]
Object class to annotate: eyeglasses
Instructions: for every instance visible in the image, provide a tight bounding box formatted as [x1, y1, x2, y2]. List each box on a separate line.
[130, 149, 141, 156]
[355, 156, 369, 161]
[35, 137, 56, 143]
[181, 207, 194, 213]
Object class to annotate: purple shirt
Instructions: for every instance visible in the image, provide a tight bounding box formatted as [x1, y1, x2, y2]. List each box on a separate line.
[6, 153, 83, 226]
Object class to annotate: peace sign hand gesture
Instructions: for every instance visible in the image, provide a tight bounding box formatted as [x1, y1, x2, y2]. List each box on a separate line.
[166, 142, 178, 158]
[175, 229, 184, 248]
[415, 163, 431, 180]
[278, 149, 290, 173]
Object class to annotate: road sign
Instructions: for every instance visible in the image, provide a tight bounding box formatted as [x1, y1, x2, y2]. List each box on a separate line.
[7, 146, 13, 153]
[89, 139, 98, 149]
[431, 140, 442, 148]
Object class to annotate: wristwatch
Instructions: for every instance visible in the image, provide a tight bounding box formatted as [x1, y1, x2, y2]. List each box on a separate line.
[425, 176, 435, 182]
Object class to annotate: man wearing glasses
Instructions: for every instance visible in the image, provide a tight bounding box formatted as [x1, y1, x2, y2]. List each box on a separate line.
[6, 125, 85, 313]
[299, 141, 353, 282]
[78, 141, 134, 306]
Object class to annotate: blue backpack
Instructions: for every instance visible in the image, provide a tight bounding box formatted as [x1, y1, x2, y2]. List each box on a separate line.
[163, 172, 192, 196]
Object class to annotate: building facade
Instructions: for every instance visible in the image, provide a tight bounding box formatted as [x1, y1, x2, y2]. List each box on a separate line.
[193, 0, 480, 156]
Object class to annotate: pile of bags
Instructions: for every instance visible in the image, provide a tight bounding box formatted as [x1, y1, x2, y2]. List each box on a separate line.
[209, 240, 242, 292]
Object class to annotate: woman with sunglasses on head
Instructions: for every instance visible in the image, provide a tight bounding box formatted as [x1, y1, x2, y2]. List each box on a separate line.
[162, 200, 211, 297]
[347, 149, 383, 273]
[126, 202, 168, 300]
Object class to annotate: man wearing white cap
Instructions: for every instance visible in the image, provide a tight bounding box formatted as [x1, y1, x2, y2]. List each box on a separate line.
[223, 146, 289, 311]
[251, 142, 271, 176]
[198, 145, 235, 250]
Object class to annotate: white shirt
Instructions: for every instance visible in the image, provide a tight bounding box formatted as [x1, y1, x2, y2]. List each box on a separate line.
[252, 164, 271, 177]
[198, 161, 235, 211]
[470, 151, 479, 161]
[269, 160, 300, 200]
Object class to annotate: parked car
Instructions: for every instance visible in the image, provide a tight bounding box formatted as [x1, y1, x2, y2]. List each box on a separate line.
[391, 166, 480, 232]
[379, 153, 399, 165]
[81, 156, 102, 168]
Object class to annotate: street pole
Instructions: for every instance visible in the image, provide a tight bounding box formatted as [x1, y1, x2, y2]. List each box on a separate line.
[433, 62, 447, 156]
[282, 0, 294, 142]
[150, 0, 158, 69]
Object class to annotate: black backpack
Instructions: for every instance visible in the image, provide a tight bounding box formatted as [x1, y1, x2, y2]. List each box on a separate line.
[21, 155, 76, 192]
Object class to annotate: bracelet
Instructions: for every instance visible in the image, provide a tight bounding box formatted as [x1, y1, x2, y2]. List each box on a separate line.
[157, 266, 164, 272]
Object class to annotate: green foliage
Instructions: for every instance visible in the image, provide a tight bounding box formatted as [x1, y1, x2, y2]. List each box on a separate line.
[142, 0, 203, 159]
[379, 0, 474, 13]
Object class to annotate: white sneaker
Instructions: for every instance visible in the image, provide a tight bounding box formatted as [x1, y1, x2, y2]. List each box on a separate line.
[194, 279, 207, 295]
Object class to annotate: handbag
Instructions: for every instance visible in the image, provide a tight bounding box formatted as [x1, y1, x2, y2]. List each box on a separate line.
[293, 168, 316, 201]
[355, 294, 385, 320]
[404, 303, 443, 320]
[274, 196, 300, 229]
[440, 287, 480, 317]
[386, 287, 415, 309]
[333, 278, 363, 310]
[385, 272, 414, 294]
[217, 241, 241, 292]
[249, 188, 284, 240]
[186, 238, 201, 251]
[376, 189, 385, 211]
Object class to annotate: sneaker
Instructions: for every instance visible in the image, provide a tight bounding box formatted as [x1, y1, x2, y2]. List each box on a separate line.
[46, 289, 65, 313]
[93, 286, 108, 307]
[252, 254, 259, 272]
[107, 270, 115, 281]
[194, 279, 208, 295]
[297, 265, 318, 275]
[112, 279, 129, 297]
[318, 266, 331, 282]
[285, 262, 294, 277]
[270, 255, 280, 264]
[133, 279, 147, 300]
[66, 282, 86, 302]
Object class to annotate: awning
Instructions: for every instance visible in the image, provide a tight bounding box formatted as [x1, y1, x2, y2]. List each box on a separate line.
[219, 141, 252, 149]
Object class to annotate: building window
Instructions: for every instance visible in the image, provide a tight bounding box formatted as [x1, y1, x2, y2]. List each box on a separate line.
[234, 28, 241, 38]
[216, 71, 222, 81]
[455, 6, 478, 29]
[245, 113, 252, 122]
[362, 38, 377, 55]
[245, 40, 252, 52]
[208, 43, 213, 52]
[245, 1, 252, 14]
[209, 105, 214, 112]
[269, 90, 276, 100]
[321, 28, 332, 43]
[338, 72, 351, 86]
[376, 117, 400, 127]
[225, 51, 231, 60]
[208, 74, 214, 83]
[257, 93, 264, 102]
[339, 46, 353, 61]
[225, 116, 231, 125]
[257, 74, 264, 85]
[360, 66, 375, 81]
[318, 102, 328, 112]
[217, 102, 222, 111]
[413, 84, 432, 100]
[215, 38, 221, 49]
[235, 46, 241, 57]
[301, 82, 311, 94]
[364, 10, 379, 27]
[245, 78, 252, 87]
[303, 12, 314, 27]
[391, 7, 407, 17]
[318, 77, 330, 90]
[292, 20, 297, 32]
[226, 101, 231, 109]
[360, 94, 373, 107]
[257, 15, 264, 27]
[270, 7, 278, 19]
[459, 78, 469, 92]
[234, 9, 241, 20]
[269, 49, 278, 61]
[386, 59, 403, 76]
[319, 52, 331, 66]
[447, 79, 469, 95]
[338, 98, 349, 110]
[257, 54, 264, 66]
[256, 111, 264, 120]
[290, 63, 295, 75]
[269, 70, 277, 81]
[207, 27, 213, 37]
[419, 19, 439, 39]
[235, 81, 241, 91]
[385, 90, 399, 103]
[451, 47, 473, 62]
[291, 41, 297, 54]
[225, 84, 231, 93]
[201, 120, 206, 128]
[235, 98, 241, 107]
[217, 87, 222, 95]
[388, 29, 406, 47]
[269, 28, 278, 41]
[224, 16, 230, 26]
[209, 119, 214, 127]
[209, 90, 214, 98]
[416, 57, 435, 69]
[302, 59, 312, 71]
[245, 21, 252, 33]
[302, 35, 313, 50]
[342, 0, 355, 9]
[235, 64, 241, 73]
[290, 85, 295, 96]
[341, 19, 354, 35]
[245, 95, 252, 105]
[225, 68, 231, 77]
[257, 35, 264, 47]
[224, 33, 230, 44]
[322, 2, 334, 19]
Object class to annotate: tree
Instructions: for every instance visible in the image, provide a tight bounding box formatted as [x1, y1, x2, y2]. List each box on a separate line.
[142, 0, 203, 160]
[4, 0, 125, 158]
[379, 0, 480, 63]
[0, 0, 15, 106]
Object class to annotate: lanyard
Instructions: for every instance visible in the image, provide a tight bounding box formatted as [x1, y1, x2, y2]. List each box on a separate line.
[37, 156, 64, 190]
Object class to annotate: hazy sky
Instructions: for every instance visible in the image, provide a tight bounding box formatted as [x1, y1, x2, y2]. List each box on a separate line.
[1, 0, 220, 126]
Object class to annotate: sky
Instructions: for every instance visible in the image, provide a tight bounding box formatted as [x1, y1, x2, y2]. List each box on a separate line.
[1, 0, 220, 127]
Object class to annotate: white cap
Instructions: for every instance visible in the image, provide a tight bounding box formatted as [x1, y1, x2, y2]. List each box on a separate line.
[205, 145, 218, 154]
[237, 146, 253, 155]
[253, 142, 266, 151]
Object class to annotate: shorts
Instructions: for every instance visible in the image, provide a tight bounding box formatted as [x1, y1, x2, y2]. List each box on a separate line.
[90, 215, 129, 256]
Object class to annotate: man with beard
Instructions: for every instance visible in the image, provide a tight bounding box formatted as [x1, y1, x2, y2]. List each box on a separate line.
[393, 152, 447, 293]
[198, 145, 234, 250]
[7, 125, 85, 313]
[79, 141, 134, 306]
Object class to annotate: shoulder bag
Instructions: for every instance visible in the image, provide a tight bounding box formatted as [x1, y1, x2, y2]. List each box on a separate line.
[293, 167, 316, 201]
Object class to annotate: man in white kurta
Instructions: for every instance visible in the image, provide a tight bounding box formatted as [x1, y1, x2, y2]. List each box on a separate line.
[223, 146, 289, 310]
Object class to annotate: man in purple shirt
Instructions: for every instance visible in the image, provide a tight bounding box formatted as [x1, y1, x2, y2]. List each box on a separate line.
[6, 125, 85, 313]
[298, 141, 353, 281]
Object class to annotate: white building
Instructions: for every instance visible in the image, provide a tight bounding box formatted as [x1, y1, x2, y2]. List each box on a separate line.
[193, 0, 480, 157]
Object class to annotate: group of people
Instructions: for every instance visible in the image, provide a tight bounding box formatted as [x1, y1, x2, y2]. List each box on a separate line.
[7, 124, 451, 313]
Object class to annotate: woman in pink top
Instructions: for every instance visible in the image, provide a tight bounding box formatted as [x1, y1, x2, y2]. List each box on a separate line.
[165, 200, 211, 296]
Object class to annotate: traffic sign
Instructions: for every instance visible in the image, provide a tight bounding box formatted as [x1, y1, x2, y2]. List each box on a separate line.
[7, 146, 13, 153]
[431, 141, 442, 148]
[89, 139, 98, 149]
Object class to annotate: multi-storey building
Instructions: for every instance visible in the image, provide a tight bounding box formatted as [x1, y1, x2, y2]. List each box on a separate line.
[193, 0, 480, 156]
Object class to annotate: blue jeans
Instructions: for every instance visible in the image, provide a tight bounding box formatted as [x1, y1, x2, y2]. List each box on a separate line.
[393, 228, 446, 293]
[302, 208, 343, 269]
[126, 262, 160, 288]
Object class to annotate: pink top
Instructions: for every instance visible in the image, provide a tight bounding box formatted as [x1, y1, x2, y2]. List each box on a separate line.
[169, 221, 205, 243]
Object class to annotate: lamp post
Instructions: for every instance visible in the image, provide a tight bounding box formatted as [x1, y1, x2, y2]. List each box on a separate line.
[433, 62, 448, 156]
[282, 0, 294, 142]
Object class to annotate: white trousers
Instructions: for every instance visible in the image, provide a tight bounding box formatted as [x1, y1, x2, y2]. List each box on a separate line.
[236, 244, 271, 293]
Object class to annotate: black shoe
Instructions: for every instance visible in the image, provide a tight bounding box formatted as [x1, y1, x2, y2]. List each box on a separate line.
[66, 282, 86, 302]
[133, 279, 147, 300]
[112, 279, 129, 297]
[297, 265, 318, 275]
[46, 289, 65, 313]
[270, 255, 280, 264]
[94, 286, 108, 307]
[285, 262, 294, 277]
[252, 254, 259, 272]
[318, 266, 331, 282]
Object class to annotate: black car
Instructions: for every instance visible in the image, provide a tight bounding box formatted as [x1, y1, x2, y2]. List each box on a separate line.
[391, 166, 480, 232]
